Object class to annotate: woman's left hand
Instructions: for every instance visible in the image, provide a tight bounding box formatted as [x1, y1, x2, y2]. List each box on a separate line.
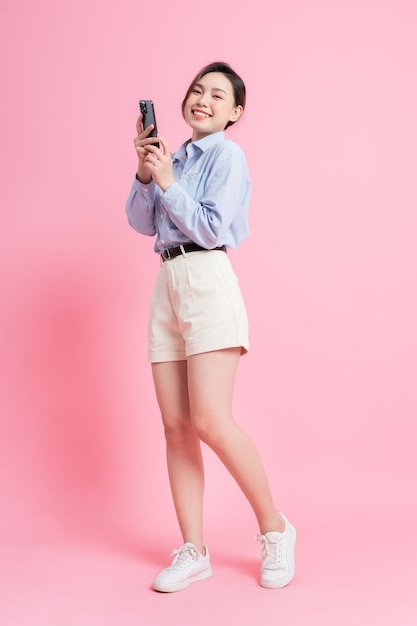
[144, 136, 175, 193]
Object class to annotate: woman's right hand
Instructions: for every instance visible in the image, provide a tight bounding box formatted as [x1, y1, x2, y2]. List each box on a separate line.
[133, 114, 158, 184]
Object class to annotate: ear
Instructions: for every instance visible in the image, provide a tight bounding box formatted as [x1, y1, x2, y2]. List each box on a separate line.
[229, 104, 243, 123]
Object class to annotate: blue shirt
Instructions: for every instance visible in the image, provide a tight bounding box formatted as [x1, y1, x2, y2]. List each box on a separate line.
[125, 131, 251, 253]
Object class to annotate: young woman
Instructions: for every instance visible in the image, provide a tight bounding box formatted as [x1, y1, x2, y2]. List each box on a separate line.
[125, 61, 296, 592]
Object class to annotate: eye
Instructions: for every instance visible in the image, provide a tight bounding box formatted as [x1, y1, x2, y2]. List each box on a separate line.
[192, 89, 201, 95]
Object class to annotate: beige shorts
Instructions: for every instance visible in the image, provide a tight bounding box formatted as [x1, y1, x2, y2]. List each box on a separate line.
[147, 249, 249, 362]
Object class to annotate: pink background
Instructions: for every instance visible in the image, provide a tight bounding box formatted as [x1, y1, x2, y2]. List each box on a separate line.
[1, 0, 416, 624]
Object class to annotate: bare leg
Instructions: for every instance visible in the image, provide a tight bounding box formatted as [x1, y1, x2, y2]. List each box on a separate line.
[187, 348, 284, 534]
[152, 360, 205, 553]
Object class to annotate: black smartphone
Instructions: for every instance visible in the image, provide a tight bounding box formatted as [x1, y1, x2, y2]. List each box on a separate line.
[139, 99, 159, 147]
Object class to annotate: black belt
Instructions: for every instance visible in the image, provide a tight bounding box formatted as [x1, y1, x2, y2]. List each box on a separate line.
[161, 243, 226, 262]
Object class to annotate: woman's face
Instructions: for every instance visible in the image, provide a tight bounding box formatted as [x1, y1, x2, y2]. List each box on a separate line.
[183, 72, 243, 142]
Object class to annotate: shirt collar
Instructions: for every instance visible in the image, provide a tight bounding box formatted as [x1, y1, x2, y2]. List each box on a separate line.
[173, 131, 225, 162]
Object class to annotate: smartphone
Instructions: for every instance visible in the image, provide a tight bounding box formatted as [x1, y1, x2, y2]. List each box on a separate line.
[139, 99, 159, 147]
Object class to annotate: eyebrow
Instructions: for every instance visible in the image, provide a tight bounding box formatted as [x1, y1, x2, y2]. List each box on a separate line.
[194, 82, 228, 95]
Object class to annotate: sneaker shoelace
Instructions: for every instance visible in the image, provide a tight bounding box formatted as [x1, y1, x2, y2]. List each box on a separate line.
[168, 545, 199, 570]
[256, 535, 282, 566]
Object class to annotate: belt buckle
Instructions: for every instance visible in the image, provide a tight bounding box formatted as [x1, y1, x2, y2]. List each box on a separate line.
[162, 248, 171, 261]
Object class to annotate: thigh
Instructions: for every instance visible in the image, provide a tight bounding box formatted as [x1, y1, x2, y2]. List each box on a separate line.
[152, 360, 190, 430]
[187, 348, 241, 424]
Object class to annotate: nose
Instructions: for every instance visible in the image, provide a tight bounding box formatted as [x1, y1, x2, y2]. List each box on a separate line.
[196, 91, 209, 107]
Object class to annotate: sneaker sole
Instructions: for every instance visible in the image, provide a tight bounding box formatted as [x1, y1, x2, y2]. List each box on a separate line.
[260, 570, 295, 589]
[153, 566, 213, 593]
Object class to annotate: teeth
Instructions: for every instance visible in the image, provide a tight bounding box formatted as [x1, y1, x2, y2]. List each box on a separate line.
[193, 110, 210, 118]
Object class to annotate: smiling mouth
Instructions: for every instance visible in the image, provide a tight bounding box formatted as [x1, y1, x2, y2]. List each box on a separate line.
[192, 109, 211, 119]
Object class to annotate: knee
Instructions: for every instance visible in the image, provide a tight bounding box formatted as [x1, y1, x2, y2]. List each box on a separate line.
[192, 413, 228, 448]
[162, 411, 193, 444]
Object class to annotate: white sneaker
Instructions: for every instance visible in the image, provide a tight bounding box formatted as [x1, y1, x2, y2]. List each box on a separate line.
[152, 542, 212, 592]
[256, 513, 296, 589]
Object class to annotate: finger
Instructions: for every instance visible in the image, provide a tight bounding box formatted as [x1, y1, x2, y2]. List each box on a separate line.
[142, 124, 156, 139]
[145, 159, 157, 171]
[144, 149, 158, 161]
[134, 137, 146, 151]
[134, 135, 158, 153]
[157, 135, 169, 154]
[144, 143, 160, 155]
[136, 114, 144, 135]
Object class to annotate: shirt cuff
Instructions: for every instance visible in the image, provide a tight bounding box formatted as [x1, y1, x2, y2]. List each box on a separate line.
[134, 174, 155, 190]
